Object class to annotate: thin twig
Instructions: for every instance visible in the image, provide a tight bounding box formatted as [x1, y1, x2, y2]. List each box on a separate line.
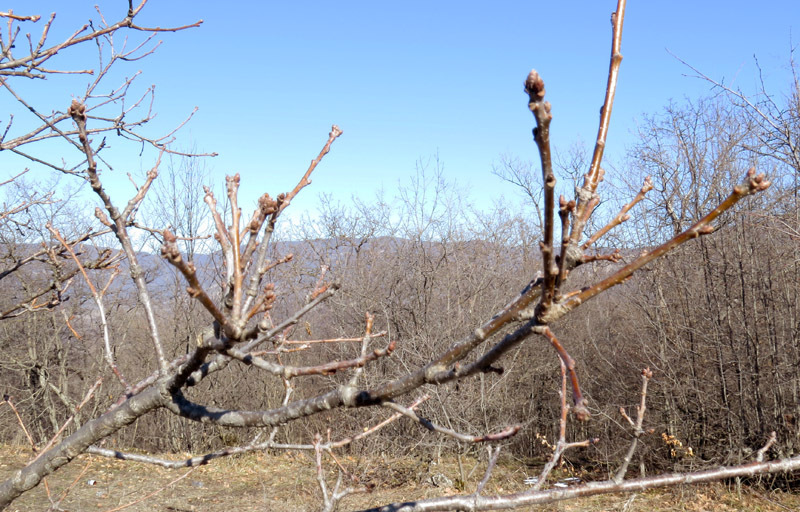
[48, 224, 127, 387]
[34, 378, 103, 461]
[382, 400, 521, 443]
[280, 125, 343, 212]
[101, 467, 197, 512]
[2, 396, 36, 453]
[0, 11, 41, 22]
[574, 0, 627, 233]
[582, 175, 653, 250]
[224, 339, 397, 379]
[535, 326, 589, 421]
[534, 360, 597, 490]
[614, 368, 653, 483]
[475, 446, 501, 496]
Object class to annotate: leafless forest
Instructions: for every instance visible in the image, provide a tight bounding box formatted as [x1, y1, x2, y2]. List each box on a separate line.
[0, 1, 799, 511]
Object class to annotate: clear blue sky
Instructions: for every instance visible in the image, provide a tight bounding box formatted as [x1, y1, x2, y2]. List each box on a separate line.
[6, 1, 799, 219]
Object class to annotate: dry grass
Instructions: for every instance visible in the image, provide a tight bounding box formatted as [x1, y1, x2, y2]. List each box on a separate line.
[1, 444, 797, 511]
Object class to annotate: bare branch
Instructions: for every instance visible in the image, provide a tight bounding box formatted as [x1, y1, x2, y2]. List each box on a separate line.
[582, 175, 653, 250]
[0, 11, 41, 22]
[614, 368, 653, 483]
[1, 396, 36, 453]
[534, 359, 597, 491]
[357, 455, 800, 511]
[475, 446, 501, 496]
[224, 339, 396, 379]
[559, 169, 771, 318]
[47, 224, 127, 387]
[535, 326, 589, 421]
[69, 98, 169, 373]
[280, 125, 343, 212]
[575, 0, 626, 228]
[382, 400, 521, 444]
[757, 432, 777, 463]
[524, 70, 557, 316]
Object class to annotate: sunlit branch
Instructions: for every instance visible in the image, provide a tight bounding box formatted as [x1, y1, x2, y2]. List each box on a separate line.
[47, 224, 127, 387]
[225, 339, 396, 379]
[69, 98, 169, 373]
[577, 0, 626, 219]
[560, 169, 770, 316]
[279, 125, 343, 212]
[582, 175, 653, 250]
[524, 70, 557, 315]
[359, 455, 800, 511]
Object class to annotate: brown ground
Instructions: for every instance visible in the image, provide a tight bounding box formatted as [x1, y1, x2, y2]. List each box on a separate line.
[1, 445, 797, 511]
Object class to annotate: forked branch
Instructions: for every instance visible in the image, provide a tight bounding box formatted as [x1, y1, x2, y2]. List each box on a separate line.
[614, 368, 653, 483]
[560, 168, 770, 314]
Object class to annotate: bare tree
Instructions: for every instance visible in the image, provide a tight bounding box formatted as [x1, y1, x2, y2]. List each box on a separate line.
[1, 2, 799, 511]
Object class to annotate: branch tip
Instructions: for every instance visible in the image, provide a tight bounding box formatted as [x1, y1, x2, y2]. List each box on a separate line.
[525, 70, 546, 100]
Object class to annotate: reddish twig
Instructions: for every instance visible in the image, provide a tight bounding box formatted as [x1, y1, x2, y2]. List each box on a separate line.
[535, 326, 589, 421]
[245, 283, 277, 322]
[581, 249, 622, 264]
[241, 284, 339, 349]
[280, 126, 343, 212]
[534, 359, 598, 491]
[161, 229, 235, 338]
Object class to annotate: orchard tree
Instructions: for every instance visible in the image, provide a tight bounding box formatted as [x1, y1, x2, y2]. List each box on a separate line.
[0, 2, 798, 511]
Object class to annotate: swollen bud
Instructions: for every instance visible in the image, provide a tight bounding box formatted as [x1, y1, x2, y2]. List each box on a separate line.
[525, 70, 546, 101]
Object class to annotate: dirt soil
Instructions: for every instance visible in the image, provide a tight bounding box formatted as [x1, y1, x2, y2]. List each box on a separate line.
[1, 445, 798, 511]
